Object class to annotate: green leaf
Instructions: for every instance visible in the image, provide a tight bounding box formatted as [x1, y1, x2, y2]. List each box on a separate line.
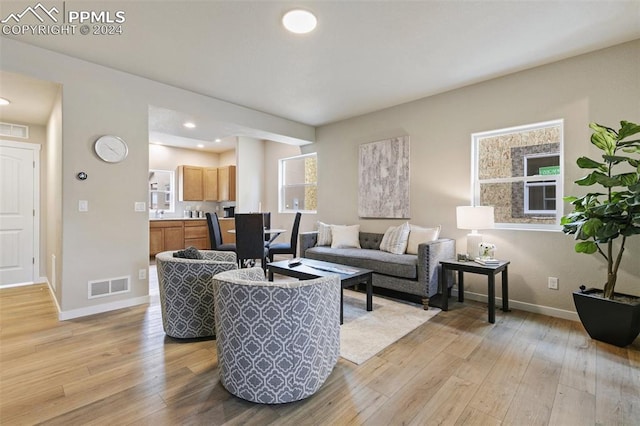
[612, 172, 639, 186]
[621, 225, 640, 237]
[596, 222, 620, 241]
[591, 131, 616, 155]
[626, 194, 640, 207]
[593, 173, 624, 188]
[603, 155, 633, 164]
[575, 172, 601, 186]
[581, 218, 602, 236]
[618, 121, 640, 140]
[576, 156, 605, 170]
[575, 241, 598, 254]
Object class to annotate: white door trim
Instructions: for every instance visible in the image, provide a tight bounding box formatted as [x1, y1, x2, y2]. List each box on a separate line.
[0, 139, 41, 287]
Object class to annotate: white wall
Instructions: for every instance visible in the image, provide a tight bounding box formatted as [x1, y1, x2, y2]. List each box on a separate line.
[304, 40, 640, 318]
[236, 136, 265, 213]
[1, 38, 314, 319]
[219, 148, 237, 167]
[45, 90, 62, 295]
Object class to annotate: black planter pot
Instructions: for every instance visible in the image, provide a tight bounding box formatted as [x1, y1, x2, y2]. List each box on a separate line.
[573, 288, 640, 347]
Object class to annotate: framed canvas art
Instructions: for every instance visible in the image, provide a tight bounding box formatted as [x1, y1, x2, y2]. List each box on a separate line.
[358, 136, 410, 218]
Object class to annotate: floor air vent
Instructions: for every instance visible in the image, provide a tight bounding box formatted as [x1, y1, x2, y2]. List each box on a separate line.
[88, 276, 130, 299]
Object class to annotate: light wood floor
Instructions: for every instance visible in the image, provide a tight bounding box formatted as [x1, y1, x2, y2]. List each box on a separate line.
[1, 268, 638, 425]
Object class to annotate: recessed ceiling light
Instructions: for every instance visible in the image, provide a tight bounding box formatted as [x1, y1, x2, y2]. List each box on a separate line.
[215, 138, 222, 143]
[197, 144, 204, 148]
[0, 97, 10, 106]
[183, 122, 196, 129]
[282, 9, 317, 34]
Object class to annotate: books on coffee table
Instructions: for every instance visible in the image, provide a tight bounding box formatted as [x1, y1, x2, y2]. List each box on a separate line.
[474, 257, 500, 266]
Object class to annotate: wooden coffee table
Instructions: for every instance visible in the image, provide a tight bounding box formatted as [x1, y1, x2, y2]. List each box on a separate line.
[267, 258, 373, 324]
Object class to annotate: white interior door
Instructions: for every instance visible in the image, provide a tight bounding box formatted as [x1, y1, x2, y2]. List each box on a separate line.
[0, 142, 37, 286]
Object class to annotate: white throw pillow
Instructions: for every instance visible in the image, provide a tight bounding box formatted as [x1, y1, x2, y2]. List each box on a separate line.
[406, 224, 441, 254]
[317, 221, 332, 246]
[379, 222, 411, 255]
[330, 225, 361, 248]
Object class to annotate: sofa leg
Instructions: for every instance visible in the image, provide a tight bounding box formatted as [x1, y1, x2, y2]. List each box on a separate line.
[421, 297, 429, 310]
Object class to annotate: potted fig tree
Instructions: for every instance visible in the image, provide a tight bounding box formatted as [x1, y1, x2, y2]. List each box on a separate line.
[561, 120, 640, 347]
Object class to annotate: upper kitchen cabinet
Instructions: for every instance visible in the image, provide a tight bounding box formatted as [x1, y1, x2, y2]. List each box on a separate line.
[178, 165, 204, 201]
[203, 167, 218, 201]
[178, 165, 235, 202]
[218, 165, 236, 201]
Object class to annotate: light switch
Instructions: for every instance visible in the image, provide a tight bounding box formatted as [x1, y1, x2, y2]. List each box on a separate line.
[134, 202, 146, 212]
[79, 200, 88, 212]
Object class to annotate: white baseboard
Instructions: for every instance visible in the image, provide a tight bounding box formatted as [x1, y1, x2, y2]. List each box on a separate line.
[58, 296, 150, 321]
[452, 289, 580, 322]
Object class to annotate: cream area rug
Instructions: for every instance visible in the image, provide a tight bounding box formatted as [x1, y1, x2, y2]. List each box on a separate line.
[340, 290, 441, 365]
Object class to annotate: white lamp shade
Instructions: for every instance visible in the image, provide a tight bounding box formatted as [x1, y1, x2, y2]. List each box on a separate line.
[456, 206, 495, 230]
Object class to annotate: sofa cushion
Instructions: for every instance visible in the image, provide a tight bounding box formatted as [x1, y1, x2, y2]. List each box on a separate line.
[406, 224, 441, 255]
[379, 222, 410, 254]
[330, 225, 361, 248]
[305, 246, 417, 279]
[317, 221, 332, 246]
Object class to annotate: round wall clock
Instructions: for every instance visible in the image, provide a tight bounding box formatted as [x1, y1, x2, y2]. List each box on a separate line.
[94, 135, 128, 163]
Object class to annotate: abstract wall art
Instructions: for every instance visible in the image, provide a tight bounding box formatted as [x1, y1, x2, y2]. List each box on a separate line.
[358, 136, 410, 218]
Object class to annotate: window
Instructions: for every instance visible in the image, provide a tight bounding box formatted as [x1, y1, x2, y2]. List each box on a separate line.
[279, 153, 317, 213]
[149, 169, 175, 213]
[471, 119, 563, 230]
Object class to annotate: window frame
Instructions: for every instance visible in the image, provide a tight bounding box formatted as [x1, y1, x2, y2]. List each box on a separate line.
[471, 119, 564, 231]
[278, 152, 317, 214]
[523, 153, 559, 215]
[149, 169, 175, 213]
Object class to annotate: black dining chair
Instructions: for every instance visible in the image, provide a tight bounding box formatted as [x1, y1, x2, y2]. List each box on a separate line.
[268, 212, 302, 262]
[234, 213, 269, 271]
[262, 212, 271, 246]
[206, 212, 236, 252]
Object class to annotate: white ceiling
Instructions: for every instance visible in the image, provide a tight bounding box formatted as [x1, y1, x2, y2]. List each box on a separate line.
[1, 1, 639, 149]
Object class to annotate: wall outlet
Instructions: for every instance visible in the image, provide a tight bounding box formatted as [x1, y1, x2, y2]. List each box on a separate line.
[138, 269, 147, 280]
[78, 200, 88, 212]
[548, 276, 559, 290]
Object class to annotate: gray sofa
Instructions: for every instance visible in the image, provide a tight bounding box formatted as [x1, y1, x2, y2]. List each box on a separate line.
[300, 231, 455, 309]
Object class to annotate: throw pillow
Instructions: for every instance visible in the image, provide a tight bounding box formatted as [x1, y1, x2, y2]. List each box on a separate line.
[406, 224, 441, 254]
[379, 222, 411, 254]
[173, 246, 203, 259]
[317, 221, 332, 246]
[330, 224, 361, 248]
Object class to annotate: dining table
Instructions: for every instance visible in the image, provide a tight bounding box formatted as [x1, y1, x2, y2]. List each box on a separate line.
[228, 228, 287, 244]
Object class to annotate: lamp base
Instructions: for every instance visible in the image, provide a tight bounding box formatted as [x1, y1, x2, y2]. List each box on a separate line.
[466, 233, 482, 259]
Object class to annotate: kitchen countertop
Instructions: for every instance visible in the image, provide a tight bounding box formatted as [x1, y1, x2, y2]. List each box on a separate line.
[149, 216, 235, 221]
[149, 217, 206, 221]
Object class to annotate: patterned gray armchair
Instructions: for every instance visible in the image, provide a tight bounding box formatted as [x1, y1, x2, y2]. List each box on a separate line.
[212, 267, 340, 404]
[155, 250, 237, 339]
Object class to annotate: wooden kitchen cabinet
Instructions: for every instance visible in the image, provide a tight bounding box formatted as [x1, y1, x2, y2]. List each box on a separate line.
[178, 165, 204, 201]
[218, 218, 236, 244]
[178, 165, 228, 202]
[203, 167, 218, 201]
[217, 165, 236, 201]
[184, 220, 210, 249]
[149, 220, 185, 256]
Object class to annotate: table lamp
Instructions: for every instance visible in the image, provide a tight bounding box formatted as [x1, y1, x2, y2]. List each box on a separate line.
[456, 206, 495, 259]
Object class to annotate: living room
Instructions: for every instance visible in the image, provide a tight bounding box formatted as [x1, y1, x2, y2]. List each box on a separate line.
[0, 1, 638, 423]
[0, 13, 638, 321]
